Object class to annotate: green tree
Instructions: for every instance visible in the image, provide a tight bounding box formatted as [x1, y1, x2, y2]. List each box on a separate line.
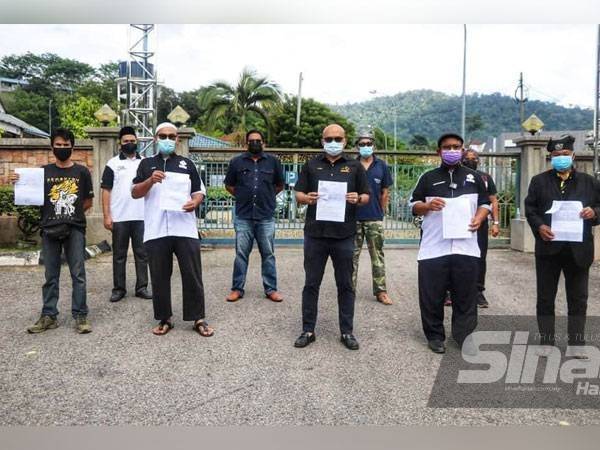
[58, 95, 105, 138]
[465, 113, 485, 135]
[270, 96, 355, 148]
[198, 67, 282, 144]
[4, 89, 51, 132]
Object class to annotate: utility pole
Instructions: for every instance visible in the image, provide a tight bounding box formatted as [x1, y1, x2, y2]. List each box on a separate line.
[296, 72, 303, 131]
[48, 99, 52, 135]
[461, 24, 467, 139]
[514, 72, 528, 134]
[393, 116, 397, 150]
[594, 25, 600, 178]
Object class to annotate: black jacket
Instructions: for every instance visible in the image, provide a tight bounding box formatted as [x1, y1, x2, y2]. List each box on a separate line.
[524, 169, 600, 267]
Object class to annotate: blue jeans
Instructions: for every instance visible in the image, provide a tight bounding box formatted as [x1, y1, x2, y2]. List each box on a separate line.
[41, 227, 88, 318]
[232, 218, 277, 295]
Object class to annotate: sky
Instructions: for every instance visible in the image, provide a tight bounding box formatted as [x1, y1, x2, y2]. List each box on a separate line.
[0, 24, 597, 109]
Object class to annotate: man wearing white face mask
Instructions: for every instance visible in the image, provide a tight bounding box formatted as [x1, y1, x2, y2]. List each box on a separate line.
[131, 122, 214, 338]
[293, 124, 370, 350]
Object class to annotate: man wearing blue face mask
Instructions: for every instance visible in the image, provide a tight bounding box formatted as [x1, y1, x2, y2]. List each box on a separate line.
[132, 122, 214, 338]
[352, 131, 394, 305]
[525, 134, 600, 358]
[293, 124, 371, 350]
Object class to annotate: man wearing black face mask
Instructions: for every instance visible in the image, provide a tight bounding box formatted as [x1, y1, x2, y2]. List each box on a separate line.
[224, 129, 285, 303]
[11, 128, 94, 334]
[100, 126, 151, 303]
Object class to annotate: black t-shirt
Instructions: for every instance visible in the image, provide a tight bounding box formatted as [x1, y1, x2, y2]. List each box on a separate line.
[40, 163, 94, 229]
[477, 170, 498, 196]
[294, 153, 370, 239]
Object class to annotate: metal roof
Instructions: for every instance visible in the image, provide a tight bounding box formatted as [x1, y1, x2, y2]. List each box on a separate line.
[189, 133, 230, 149]
[0, 112, 49, 138]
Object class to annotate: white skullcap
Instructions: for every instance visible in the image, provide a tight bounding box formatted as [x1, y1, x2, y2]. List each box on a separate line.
[155, 122, 178, 135]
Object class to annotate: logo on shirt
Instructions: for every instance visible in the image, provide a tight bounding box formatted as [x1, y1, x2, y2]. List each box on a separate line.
[374, 177, 381, 184]
[179, 160, 188, 169]
[49, 178, 79, 217]
[433, 181, 446, 186]
[117, 165, 127, 172]
[340, 166, 351, 173]
[466, 174, 475, 184]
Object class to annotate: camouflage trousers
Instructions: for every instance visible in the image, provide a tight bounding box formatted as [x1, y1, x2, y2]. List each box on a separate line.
[352, 220, 387, 295]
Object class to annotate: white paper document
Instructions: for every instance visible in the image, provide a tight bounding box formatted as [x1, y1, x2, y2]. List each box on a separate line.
[442, 197, 473, 239]
[159, 172, 191, 211]
[316, 180, 347, 222]
[546, 200, 584, 242]
[14, 168, 44, 206]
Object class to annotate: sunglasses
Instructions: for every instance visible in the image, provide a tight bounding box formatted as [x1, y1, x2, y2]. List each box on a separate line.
[324, 137, 344, 143]
[358, 142, 373, 147]
[158, 133, 177, 140]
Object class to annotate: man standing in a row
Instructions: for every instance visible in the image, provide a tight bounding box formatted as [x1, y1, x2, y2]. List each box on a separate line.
[525, 134, 600, 358]
[224, 130, 285, 303]
[132, 122, 213, 337]
[410, 133, 490, 354]
[101, 126, 151, 303]
[352, 131, 394, 305]
[293, 124, 370, 350]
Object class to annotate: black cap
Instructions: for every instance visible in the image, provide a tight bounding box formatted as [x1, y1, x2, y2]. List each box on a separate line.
[547, 134, 575, 152]
[437, 133, 464, 149]
[119, 126, 137, 139]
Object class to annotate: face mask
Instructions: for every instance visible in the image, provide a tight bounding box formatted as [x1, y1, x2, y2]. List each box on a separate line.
[53, 147, 72, 162]
[121, 142, 138, 155]
[324, 141, 344, 156]
[359, 146, 374, 158]
[248, 142, 263, 154]
[440, 149, 463, 166]
[157, 138, 176, 155]
[551, 155, 573, 171]
[462, 159, 478, 170]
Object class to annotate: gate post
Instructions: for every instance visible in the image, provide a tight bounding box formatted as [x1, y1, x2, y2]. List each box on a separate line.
[510, 136, 550, 252]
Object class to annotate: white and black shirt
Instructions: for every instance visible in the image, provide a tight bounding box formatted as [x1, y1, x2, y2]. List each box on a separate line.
[101, 153, 145, 222]
[410, 164, 490, 261]
[132, 153, 206, 243]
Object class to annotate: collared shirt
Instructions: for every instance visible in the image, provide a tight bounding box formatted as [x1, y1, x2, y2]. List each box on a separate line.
[132, 153, 206, 243]
[409, 164, 490, 261]
[477, 170, 498, 197]
[356, 155, 393, 221]
[294, 153, 370, 239]
[554, 168, 575, 196]
[101, 152, 145, 222]
[224, 152, 284, 220]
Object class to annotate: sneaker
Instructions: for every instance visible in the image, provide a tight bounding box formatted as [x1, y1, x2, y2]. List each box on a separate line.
[75, 316, 92, 334]
[27, 315, 58, 334]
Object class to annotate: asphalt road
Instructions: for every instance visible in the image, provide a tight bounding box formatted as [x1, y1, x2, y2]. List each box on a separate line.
[1, 247, 600, 425]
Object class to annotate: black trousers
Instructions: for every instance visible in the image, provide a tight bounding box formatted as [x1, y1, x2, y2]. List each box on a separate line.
[145, 236, 206, 322]
[535, 246, 589, 346]
[476, 221, 489, 292]
[112, 220, 148, 295]
[418, 254, 479, 344]
[302, 235, 355, 334]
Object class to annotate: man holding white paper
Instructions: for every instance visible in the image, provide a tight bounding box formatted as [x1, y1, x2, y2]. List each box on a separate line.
[409, 133, 490, 354]
[293, 124, 370, 351]
[132, 122, 213, 338]
[525, 134, 600, 357]
[14, 168, 45, 206]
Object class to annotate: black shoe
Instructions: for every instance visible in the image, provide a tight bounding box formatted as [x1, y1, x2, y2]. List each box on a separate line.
[294, 332, 315, 348]
[109, 291, 125, 303]
[428, 340, 446, 354]
[477, 292, 489, 308]
[135, 288, 152, 299]
[341, 334, 359, 350]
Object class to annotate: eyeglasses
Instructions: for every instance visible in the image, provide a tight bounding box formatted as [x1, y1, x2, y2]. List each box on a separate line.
[158, 133, 177, 140]
[358, 142, 373, 147]
[248, 139, 263, 145]
[324, 137, 344, 143]
[441, 145, 463, 151]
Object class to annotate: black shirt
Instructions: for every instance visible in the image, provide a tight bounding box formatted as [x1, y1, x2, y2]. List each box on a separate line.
[132, 153, 203, 193]
[477, 170, 498, 196]
[294, 153, 370, 239]
[40, 163, 94, 230]
[224, 152, 284, 220]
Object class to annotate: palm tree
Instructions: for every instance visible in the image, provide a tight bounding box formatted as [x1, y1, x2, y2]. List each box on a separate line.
[198, 67, 282, 145]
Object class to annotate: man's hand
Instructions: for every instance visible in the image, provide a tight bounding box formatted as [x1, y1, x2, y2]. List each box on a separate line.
[103, 215, 113, 231]
[427, 197, 446, 211]
[305, 192, 319, 205]
[491, 223, 500, 237]
[580, 207, 596, 220]
[182, 195, 203, 212]
[9, 172, 19, 184]
[539, 224, 555, 241]
[150, 170, 166, 184]
[469, 216, 482, 232]
[346, 192, 359, 204]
